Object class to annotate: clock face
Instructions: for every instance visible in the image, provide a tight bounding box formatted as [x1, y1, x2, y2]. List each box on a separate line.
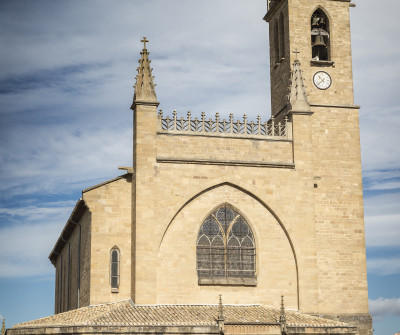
[313, 71, 332, 90]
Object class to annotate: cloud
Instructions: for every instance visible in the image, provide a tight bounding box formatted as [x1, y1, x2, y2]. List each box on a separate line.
[365, 214, 400, 248]
[369, 298, 400, 322]
[363, 170, 400, 180]
[363, 169, 400, 191]
[0, 122, 132, 197]
[367, 181, 400, 191]
[364, 191, 400, 248]
[368, 257, 400, 276]
[351, 0, 400, 173]
[360, 107, 400, 173]
[0, 0, 272, 202]
[364, 191, 400, 216]
[0, 203, 74, 278]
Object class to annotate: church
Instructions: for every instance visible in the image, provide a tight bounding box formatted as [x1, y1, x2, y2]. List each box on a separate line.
[8, 0, 373, 334]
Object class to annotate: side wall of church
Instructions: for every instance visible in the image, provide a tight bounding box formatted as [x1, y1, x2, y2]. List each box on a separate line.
[83, 175, 132, 306]
[311, 105, 368, 314]
[54, 209, 91, 314]
[78, 210, 92, 308]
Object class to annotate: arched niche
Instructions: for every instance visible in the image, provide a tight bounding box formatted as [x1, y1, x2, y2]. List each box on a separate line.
[157, 183, 299, 309]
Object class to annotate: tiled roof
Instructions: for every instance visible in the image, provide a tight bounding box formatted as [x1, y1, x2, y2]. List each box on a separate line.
[13, 299, 353, 329]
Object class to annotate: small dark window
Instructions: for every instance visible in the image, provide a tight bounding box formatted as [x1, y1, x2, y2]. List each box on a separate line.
[110, 248, 120, 291]
[196, 205, 256, 280]
[274, 20, 280, 63]
[311, 9, 330, 61]
[279, 13, 285, 59]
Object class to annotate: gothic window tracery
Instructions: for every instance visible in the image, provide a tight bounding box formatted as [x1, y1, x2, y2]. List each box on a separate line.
[196, 205, 256, 280]
[110, 247, 120, 291]
[311, 9, 330, 61]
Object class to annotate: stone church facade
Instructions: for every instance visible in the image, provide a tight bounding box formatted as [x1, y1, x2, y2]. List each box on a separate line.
[9, 0, 373, 334]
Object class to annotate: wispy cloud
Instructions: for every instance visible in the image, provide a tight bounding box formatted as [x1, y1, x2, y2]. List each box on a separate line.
[0, 223, 57, 278]
[364, 191, 400, 247]
[369, 297, 400, 322]
[368, 257, 400, 276]
[363, 170, 400, 192]
[365, 214, 400, 248]
[0, 203, 75, 278]
[367, 181, 400, 191]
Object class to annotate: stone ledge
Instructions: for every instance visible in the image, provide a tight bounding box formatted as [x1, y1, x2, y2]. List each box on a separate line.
[198, 277, 257, 286]
[157, 157, 295, 169]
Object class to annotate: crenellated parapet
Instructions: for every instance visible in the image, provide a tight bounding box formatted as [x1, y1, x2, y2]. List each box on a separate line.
[158, 110, 292, 140]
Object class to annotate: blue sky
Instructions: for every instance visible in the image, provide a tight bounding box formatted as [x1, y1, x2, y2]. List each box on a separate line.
[0, 0, 399, 334]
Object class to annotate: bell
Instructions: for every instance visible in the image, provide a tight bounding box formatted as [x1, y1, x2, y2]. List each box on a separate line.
[312, 35, 328, 60]
[312, 17, 319, 26]
[313, 35, 327, 47]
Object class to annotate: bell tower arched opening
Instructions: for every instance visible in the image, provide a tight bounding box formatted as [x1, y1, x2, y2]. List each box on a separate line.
[311, 8, 330, 61]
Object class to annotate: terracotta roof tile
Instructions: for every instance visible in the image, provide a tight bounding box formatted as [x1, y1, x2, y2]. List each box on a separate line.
[13, 299, 354, 329]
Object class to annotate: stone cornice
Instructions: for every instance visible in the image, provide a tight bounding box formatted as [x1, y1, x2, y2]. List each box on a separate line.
[157, 157, 295, 169]
[264, 0, 285, 22]
[131, 100, 160, 109]
[310, 103, 360, 109]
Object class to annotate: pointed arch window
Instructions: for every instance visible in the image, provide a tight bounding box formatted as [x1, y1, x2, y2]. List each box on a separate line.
[197, 205, 256, 285]
[311, 9, 330, 61]
[110, 247, 120, 292]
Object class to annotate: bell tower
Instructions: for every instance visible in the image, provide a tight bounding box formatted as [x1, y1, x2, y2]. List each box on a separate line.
[264, 0, 356, 117]
[264, 1, 372, 335]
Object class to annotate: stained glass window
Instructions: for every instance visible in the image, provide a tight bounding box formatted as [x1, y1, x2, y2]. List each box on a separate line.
[110, 247, 120, 290]
[196, 205, 256, 279]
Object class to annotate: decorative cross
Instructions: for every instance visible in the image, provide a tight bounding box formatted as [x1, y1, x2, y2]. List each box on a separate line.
[293, 49, 300, 60]
[141, 37, 149, 49]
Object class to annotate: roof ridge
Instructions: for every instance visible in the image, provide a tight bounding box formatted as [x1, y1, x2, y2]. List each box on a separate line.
[133, 303, 263, 307]
[82, 174, 129, 193]
[86, 298, 132, 309]
[88, 300, 133, 325]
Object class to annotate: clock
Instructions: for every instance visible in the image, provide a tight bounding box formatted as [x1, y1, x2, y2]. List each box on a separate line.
[313, 71, 332, 90]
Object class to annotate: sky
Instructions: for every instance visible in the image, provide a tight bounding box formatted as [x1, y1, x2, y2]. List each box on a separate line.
[0, 0, 399, 334]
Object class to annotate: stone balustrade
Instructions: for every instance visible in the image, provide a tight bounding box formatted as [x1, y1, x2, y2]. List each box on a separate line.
[158, 111, 292, 140]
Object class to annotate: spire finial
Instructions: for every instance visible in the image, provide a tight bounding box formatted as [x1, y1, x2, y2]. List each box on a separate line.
[293, 49, 300, 61]
[279, 296, 287, 335]
[218, 294, 224, 320]
[141, 37, 149, 50]
[1, 319, 5, 335]
[287, 58, 310, 113]
[216, 295, 225, 334]
[280, 296, 286, 323]
[131, 37, 159, 108]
